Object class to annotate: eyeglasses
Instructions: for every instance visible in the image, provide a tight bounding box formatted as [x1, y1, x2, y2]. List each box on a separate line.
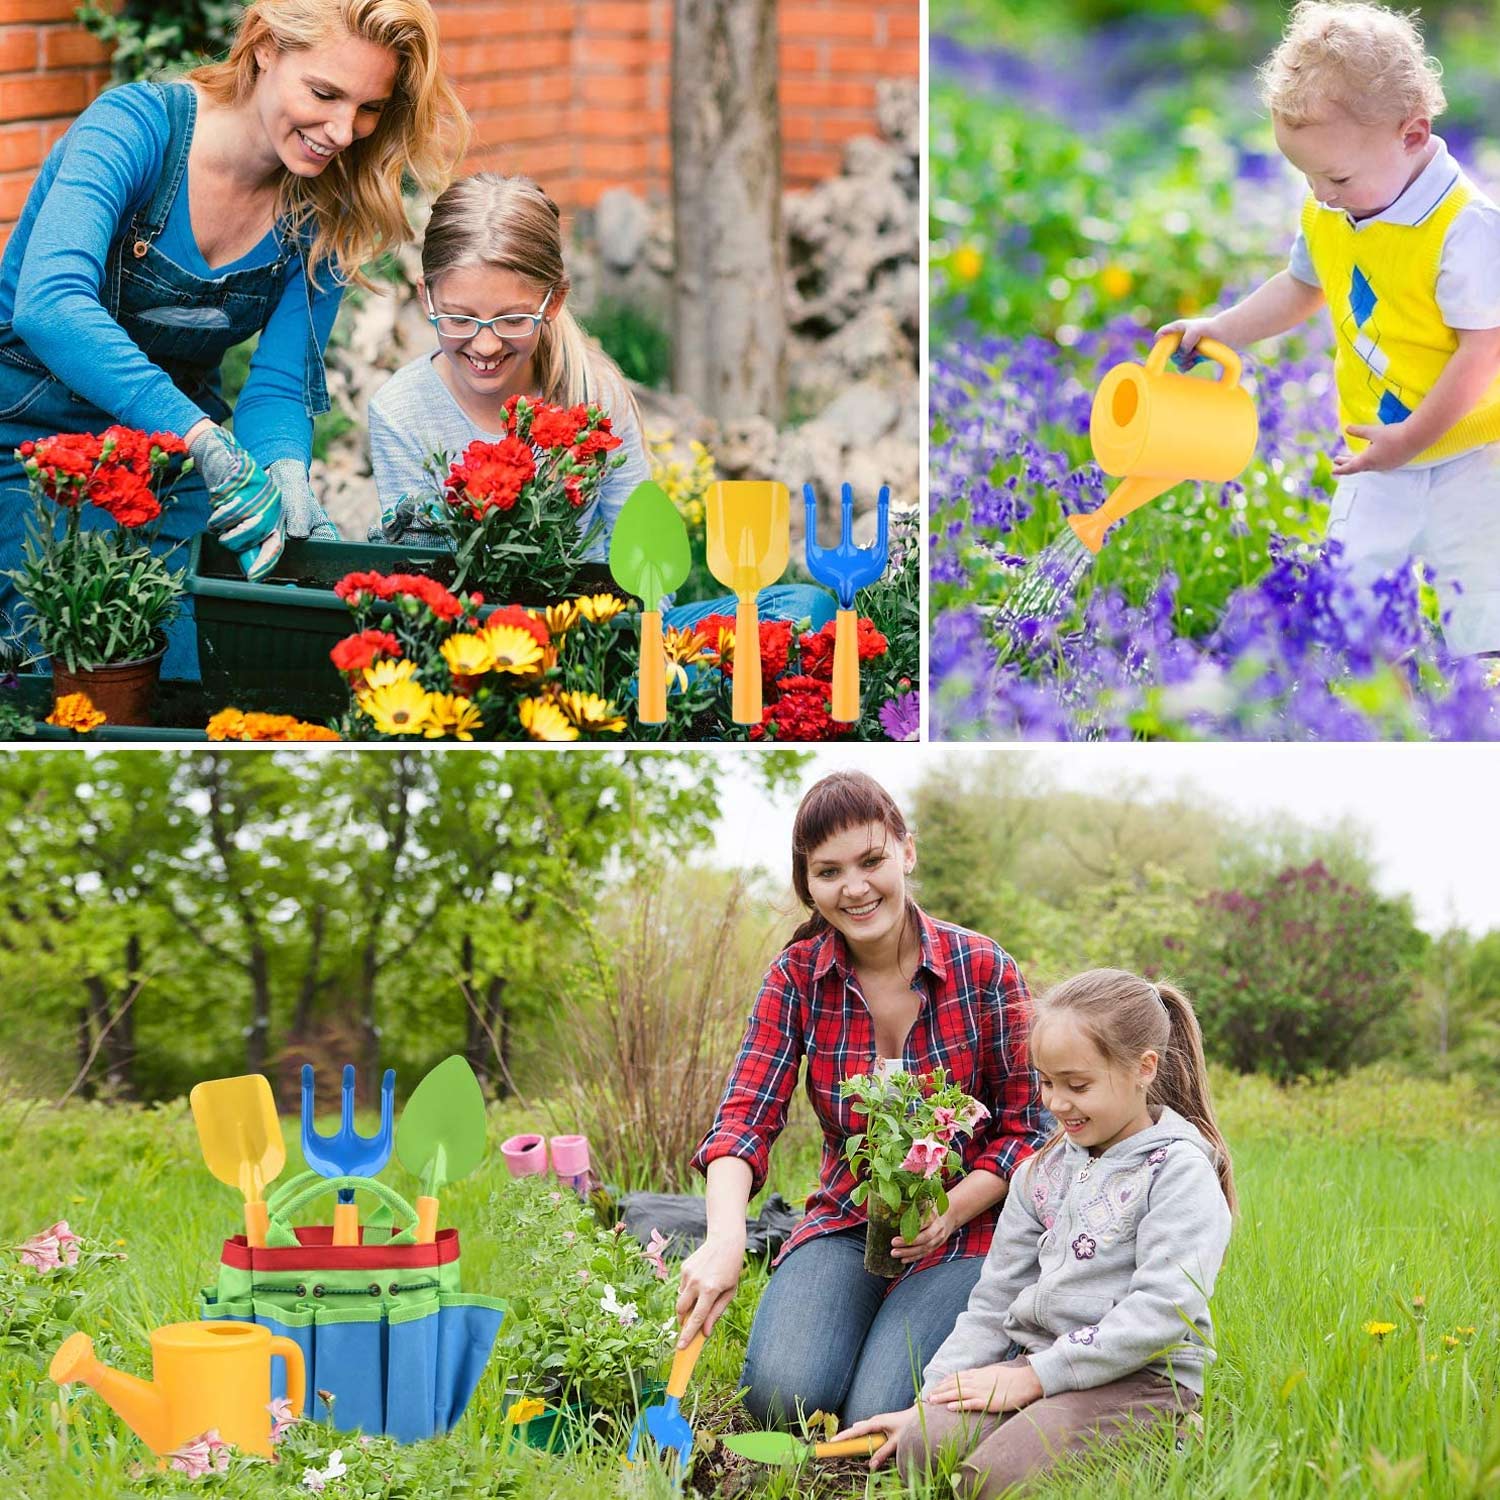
[424, 286, 555, 341]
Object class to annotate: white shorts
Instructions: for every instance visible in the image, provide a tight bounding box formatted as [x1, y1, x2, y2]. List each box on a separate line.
[1327, 441, 1500, 655]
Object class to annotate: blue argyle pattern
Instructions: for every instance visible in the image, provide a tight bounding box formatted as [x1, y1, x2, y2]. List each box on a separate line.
[1340, 265, 1412, 424]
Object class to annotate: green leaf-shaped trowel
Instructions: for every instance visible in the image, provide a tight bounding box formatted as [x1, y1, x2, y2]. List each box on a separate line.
[396, 1055, 488, 1244]
[609, 480, 692, 723]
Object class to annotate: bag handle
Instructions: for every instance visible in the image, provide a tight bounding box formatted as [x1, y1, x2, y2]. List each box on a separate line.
[265, 1174, 420, 1246]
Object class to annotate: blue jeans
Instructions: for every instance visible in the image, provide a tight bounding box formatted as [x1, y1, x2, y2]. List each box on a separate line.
[741, 1228, 984, 1426]
[664, 583, 835, 633]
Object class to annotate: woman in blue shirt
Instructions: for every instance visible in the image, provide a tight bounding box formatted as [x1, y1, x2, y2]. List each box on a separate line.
[0, 0, 468, 674]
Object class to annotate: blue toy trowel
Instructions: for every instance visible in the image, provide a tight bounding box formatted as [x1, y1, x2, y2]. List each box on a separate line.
[803, 482, 890, 721]
[625, 1331, 705, 1476]
[300, 1064, 395, 1246]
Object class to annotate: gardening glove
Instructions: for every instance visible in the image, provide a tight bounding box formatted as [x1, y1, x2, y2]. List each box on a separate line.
[371, 490, 445, 546]
[189, 424, 285, 582]
[267, 458, 339, 542]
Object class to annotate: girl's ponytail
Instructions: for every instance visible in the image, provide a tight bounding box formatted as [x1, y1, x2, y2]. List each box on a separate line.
[1152, 981, 1236, 1212]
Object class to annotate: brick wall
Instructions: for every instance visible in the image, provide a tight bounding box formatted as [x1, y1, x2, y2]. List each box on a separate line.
[0, 0, 918, 248]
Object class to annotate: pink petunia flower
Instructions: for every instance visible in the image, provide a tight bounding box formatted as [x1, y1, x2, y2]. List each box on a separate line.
[958, 1098, 991, 1132]
[17, 1220, 81, 1272]
[931, 1106, 959, 1143]
[267, 1396, 297, 1445]
[899, 1137, 949, 1179]
[643, 1227, 671, 1280]
[168, 1428, 231, 1478]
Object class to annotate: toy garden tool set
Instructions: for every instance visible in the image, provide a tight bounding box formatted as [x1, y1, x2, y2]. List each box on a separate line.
[1069, 329, 1258, 554]
[803, 482, 890, 721]
[625, 1331, 705, 1471]
[56, 1056, 504, 1450]
[609, 481, 692, 724]
[722, 1430, 889, 1464]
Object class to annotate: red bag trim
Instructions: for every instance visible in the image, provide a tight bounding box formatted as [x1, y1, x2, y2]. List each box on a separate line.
[219, 1225, 461, 1272]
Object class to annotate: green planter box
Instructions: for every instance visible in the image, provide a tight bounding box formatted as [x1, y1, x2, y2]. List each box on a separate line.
[11, 674, 209, 741]
[186, 534, 623, 723]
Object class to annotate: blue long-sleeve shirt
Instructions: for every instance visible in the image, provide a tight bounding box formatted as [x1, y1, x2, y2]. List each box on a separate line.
[0, 81, 341, 467]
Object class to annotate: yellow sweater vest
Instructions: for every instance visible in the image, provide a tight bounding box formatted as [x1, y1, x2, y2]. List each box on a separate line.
[1302, 180, 1500, 463]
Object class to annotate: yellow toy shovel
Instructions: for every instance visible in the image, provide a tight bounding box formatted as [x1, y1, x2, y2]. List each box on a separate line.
[706, 481, 790, 724]
[1069, 330, 1258, 554]
[190, 1075, 285, 1249]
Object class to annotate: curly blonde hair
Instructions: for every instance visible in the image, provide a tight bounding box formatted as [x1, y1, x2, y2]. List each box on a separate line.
[190, 0, 470, 290]
[1259, 1, 1446, 127]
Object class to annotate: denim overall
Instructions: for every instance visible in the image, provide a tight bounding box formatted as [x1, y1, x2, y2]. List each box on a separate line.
[0, 80, 330, 678]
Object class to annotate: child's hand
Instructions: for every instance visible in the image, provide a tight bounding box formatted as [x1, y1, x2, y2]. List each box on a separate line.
[832, 1406, 913, 1469]
[925, 1360, 1044, 1413]
[1333, 422, 1419, 476]
[1156, 316, 1228, 369]
[892, 1204, 956, 1262]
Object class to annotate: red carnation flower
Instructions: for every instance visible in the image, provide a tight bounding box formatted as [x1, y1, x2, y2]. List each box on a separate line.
[335, 570, 396, 603]
[485, 603, 550, 648]
[798, 617, 889, 680]
[88, 467, 160, 528]
[444, 435, 536, 518]
[750, 674, 848, 742]
[529, 403, 589, 450]
[330, 629, 403, 676]
[570, 425, 622, 464]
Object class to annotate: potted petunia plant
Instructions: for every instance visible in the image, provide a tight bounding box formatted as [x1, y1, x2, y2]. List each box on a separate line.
[841, 1067, 990, 1277]
[6, 427, 191, 725]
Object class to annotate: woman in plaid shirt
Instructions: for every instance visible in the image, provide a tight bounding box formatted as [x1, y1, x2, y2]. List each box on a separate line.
[677, 770, 1047, 1424]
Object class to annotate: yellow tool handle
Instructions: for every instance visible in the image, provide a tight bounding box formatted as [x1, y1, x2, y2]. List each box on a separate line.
[415, 1194, 439, 1246]
[332, 1201, 359, 1247]
[831, 608, 860, 722]
[244, 1199, 269, 1249]
[813, 1434, 886, 1458]
[1147, 329, 1243, 387]
[731, 600, 762, 725]
[269, 1335, 306, 1420]
[638, 608, 667, 723]
[666, 1332, 706, 1401]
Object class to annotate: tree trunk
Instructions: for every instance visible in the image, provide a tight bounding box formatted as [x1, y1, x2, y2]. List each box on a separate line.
[671, 0, 785, 423]
[485, 975, 510, 1100]
[293, 905, 328, 1036]
[247, 941, 271, 1074]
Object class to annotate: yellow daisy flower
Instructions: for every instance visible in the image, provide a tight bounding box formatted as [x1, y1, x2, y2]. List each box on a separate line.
[480, 622, 545, 674]
[662, 625, 713, 692]
[362, 657, 417, 691]
[518, 696, 578, 741]
[557, 691, 626, 734]
[575, 592, 627, 624]
[536, 601, 580, 636]
[47, 692, 106, 733]
[358, 679, 433, 736]
[424, 693, 484, 741]
[441, 632, 495, 679]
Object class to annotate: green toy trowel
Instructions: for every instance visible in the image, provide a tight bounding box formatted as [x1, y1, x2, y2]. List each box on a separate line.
[721, 1431, 887, 1464]
[396, 1055, 488, 1244]
[609, 480, 692, 723]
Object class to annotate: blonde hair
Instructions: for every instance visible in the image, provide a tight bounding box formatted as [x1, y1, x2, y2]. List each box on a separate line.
[1030, 968, 1237, 1212]
[1259, 1, 1446, 127]
[421, 172, 641, 425]
[189, 0, 470, 290]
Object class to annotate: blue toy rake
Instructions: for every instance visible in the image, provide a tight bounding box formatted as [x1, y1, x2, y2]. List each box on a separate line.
[300, 1064, 396, 1246]
[803, 482, 890, 721]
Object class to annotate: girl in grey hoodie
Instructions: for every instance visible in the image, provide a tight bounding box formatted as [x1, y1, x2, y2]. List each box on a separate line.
[835, 968, 1235, 1497]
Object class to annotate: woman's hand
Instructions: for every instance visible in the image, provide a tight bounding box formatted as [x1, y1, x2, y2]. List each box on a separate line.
[925, 1360, 1043, 1414]
[832, 1406, 914, 1469]
[188, 423, 286, 581]
[891, 1204, 956, 1263]
[267, 458, 339, 541]
[674, 1231, 744, 1348]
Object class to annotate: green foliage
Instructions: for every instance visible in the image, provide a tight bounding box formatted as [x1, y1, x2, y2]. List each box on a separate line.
[1193, 861, 1426, 1081]
[583, 300, 672, 391]
[77, 0, 241, 84]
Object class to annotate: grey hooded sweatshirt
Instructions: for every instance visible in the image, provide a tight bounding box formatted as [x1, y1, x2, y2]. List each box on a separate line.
[922, 1107, 1232, 1398]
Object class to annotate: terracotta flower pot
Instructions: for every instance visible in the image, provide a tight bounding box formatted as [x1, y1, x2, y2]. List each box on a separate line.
[51, 639, 166, 728]
[864, 1194, 904, 1278]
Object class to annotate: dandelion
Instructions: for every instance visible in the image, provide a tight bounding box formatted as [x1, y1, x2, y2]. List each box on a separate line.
[1443, 1335, 1460, 1349]
[1363, 1321, 1397, 1338]
[46, 693, 105, 733]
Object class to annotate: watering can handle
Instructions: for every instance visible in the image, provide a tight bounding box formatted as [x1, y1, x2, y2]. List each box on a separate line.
[270, 1335, 306, 1420]
[1146, 330, 1242, 388]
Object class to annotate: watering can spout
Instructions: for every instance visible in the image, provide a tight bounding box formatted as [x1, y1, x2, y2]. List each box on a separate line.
[1067, 474, 1178, 555]
[50, 1333, 172, 1453]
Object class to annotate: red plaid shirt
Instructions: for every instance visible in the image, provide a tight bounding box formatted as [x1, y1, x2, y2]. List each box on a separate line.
[691, 908, 1045, 1274]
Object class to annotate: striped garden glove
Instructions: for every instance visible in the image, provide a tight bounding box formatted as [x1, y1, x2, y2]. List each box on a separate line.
[188, 425, 286, 582]
[268, 458, 339, 542]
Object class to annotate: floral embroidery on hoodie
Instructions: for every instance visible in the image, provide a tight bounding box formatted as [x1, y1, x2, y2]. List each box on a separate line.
[1071, 1233, 1097, 1260]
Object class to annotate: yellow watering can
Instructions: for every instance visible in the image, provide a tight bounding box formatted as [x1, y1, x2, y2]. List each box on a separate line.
[50, 1321, 305, 1460]
[1069, 330, 1258, 554]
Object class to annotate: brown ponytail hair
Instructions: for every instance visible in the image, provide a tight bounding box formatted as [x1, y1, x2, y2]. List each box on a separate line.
[787, 770, 920, 954]
[1031, 969, 1236, 1211]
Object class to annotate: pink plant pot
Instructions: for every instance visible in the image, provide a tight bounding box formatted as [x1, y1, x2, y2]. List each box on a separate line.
[549, 1135, 591, 1194]
[500, 1133, 548, 1178]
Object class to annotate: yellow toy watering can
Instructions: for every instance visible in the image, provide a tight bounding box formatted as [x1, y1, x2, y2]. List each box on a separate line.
[50, 1321, 305, 1460]
[1069, 330, 1258, 554]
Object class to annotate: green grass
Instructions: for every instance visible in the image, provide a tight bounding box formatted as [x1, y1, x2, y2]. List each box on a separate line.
[1, 1072, 1496, 1497]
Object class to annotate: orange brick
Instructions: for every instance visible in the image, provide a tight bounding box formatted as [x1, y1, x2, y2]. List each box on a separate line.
[581, 1, 649, 33]
[0, 72, 92, 122]
[0, 123, 43, 173]
[828, 42, 915, 75]
[0, 169, 32, 221]
[491, 103, 567, 142]
[3, 0, 79, 21]
[886, 9, 920, 43]
[779, 42, 824, 75]
[583, 37, 649, 67]
[576, 106, 648, 139]
[783, 112, 820, 145]
[530, 72, 575, 105]
[820, 113, 876, 145]
[578, 73, 647, 107]
[780, 6, 878, 41]
[0, 28, 41, 73]
[783, 145, 840, 181]
[579, 139, 646, 173]
[41, 28, 111, 68]
[781, 77, 876, 110]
